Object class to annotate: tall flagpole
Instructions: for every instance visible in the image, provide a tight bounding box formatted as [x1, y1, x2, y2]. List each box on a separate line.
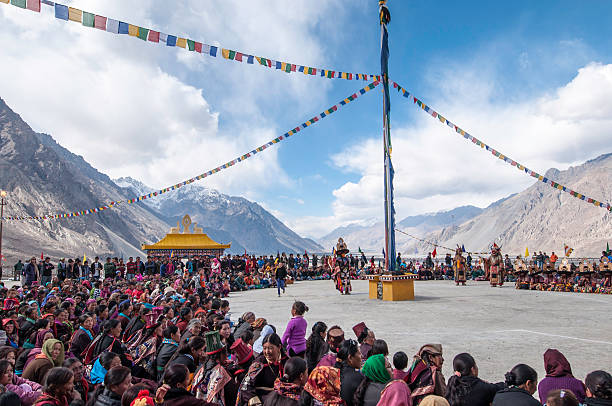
[379, 0, 396, 273]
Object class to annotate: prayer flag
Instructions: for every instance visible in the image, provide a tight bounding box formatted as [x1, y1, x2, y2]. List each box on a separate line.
[128, 24, 138, 37]
[137, 27, 149, 41]
[10, 0, 26, 8]
[187, 39, 195, 50]
[607, 242, 610, 253]
[118, 21, 129, 34]
[82, 11, 94, 27]
[210, 46, 217, 56]
[222, 48, 230, 59]
[235, 52, 243, 61]
[106, 18, 119, 33]
[83, 254, 86, 263]
[432, 248, 437, 257]
[525, 247, 529, 257]
[194, 41, 202, 52]
[148, 30, 159, 42]
[68, 7, 81, 22]
[176, 37, 186, 48]
[54, 3, 68, 20]
[166, 34, 176, 46]
[94, 15, 106, 30]
[247, 55, 254, 64]
[1, 0, 10, 4]
[26, 0, 39, 12]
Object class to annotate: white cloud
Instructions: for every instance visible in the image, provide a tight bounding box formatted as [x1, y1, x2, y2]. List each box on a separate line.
[0, 0, 345, 200]
[293, 62, 612, 238]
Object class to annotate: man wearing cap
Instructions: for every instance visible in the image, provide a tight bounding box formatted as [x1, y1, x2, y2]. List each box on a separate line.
[353, 322, 375, 363]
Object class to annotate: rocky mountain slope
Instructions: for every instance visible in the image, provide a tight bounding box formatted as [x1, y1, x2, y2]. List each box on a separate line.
[0, 98, 322, 262]
[422, 153, 612, 257]
[0, 98, 169, 261]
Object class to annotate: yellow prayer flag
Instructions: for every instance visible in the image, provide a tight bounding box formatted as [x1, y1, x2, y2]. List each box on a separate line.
[128, 24, 138, 36]
[0, 0, 9, 4]
[221, 48, 230, 59]
[83, 254, 86, 263]
[68, 7, 82, 22]
[176, 37, 187, 48]
[525, 247, 529, 257]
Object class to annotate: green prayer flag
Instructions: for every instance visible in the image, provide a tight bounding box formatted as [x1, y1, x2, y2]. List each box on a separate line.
[259, 57, 267, 66]
[187, 39, 195, 51]
[284, 63, 291, 73]
[137, 27, 149, 41]
[327, 71, 333, 78]
[607, 242, 610, 253]
[82, 12, 95, 27]
[11, 0, 26, 8]
[228, 50, 236, 59]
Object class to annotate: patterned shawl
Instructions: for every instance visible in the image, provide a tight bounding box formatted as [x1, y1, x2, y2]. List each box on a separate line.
[304, 366, 344, 406]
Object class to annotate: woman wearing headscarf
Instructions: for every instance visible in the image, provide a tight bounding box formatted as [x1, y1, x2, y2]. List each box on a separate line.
[537, 349, 585, 404]
[180, 319, 203, 344]
[405, 344, 446, 405]
[23, 338, 65, 384]
[251, 318, 268, 343]
[353, 354, 392, 406]
[128, 317, 163, 380]
[301, 365, 344, 406]
[378, 379, 412, 406]
[253, 325, 274, 356]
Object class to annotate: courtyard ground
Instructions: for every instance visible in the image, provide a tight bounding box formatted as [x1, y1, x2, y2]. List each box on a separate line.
[227, 279, 612, 383]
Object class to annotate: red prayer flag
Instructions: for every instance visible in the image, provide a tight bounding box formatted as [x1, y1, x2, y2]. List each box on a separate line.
[291, 64, 296, 72]
[148, 30, 159, 43]
[94, 15, 106, 30]
[26, 0, 40, 12]
[235, 52, 242, 61]
[432, 248, 437, 257]
[41, 251, 44, 260]
[194, 41, 202, 53]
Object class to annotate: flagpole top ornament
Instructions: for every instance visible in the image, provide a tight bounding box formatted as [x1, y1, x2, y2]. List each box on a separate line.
[379, 1, 390, 25]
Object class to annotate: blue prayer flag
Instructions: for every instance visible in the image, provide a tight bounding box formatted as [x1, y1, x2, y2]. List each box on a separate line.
[166, 35, 177, 46]
[54, 3, 68, 20]
[118, 21, 129, 34]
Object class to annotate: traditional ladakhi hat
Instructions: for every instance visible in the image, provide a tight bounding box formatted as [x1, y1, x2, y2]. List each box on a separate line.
[230, 338, 254, 365]
[144, 313, 158, 328]
[130, 389, 155, 406]
[352, 322, 369, 341]
[336, 238, 349, 256]
[326, 326, 345, 351]
[204, 331, 225, 355]
[417, 343, 443, 358]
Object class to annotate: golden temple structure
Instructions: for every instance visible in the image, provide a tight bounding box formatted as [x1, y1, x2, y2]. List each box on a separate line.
[141, 214, 230, 257]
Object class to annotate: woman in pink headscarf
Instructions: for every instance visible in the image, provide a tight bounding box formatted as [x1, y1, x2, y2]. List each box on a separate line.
[211, 257, 221, 275]
[378, 380, 412, 406]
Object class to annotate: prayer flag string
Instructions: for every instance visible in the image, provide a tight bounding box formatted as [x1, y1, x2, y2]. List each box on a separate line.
[2, 81, 380, 221]
[389, 80, 612, 213]
[1, 0, 380, 82]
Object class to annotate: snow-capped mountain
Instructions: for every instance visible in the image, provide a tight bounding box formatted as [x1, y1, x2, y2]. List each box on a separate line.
[114, 177, 323, 254]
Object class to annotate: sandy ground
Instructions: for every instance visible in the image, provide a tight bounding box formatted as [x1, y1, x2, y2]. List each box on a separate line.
[226, 279, 612, 383]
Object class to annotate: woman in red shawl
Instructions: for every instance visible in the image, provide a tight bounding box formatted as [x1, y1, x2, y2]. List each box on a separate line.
[537, 349, 586, 404]
[301, 365, 344, 406]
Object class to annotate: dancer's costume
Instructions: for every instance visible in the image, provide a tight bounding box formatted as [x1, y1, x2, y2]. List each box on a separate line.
[333, 238, 351, 295]
[488, 244, 504, 287]
[514, 259, 529, 289]
[453, 246, 467, 286]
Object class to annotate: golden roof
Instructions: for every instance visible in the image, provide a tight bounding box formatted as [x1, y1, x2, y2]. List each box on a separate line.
[141, 214, 231, 250]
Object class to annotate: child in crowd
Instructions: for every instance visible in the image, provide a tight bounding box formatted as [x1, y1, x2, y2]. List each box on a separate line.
[281, 301, 308, 357]
[393, 351, 409, 380]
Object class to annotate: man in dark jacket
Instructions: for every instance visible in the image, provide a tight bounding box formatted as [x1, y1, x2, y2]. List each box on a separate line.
[24, 257, 38, 286]
[275, 258, 288, 297]
[41, 257, 54, 286]
[103, 257, 116, 279]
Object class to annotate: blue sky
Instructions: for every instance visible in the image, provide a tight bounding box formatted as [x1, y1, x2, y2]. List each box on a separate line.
[1, 1, 611, 238]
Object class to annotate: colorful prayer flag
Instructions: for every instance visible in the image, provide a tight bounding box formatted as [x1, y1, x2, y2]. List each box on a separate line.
[10, 0, 26, 8]
[26, 0, 39, 12]
[525, 247, 529, 258]
[82, 11, 94, 27]
[68, 7, 81, 22]
[94, 15, 107, 30]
